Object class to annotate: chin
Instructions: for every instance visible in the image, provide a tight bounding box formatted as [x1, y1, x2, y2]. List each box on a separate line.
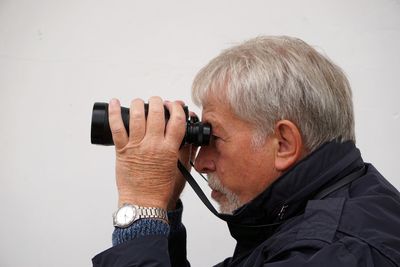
[219, 207, 235, 215]
[218, 200, 242, 215]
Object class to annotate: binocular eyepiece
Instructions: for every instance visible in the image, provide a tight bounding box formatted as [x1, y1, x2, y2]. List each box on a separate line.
[90, 102, 212, 146]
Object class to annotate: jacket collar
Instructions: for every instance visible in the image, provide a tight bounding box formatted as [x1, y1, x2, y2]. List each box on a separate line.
[223, 140, 364, 245]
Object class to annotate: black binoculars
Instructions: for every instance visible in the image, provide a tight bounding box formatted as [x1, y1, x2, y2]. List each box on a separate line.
[90, 102, 212, 146]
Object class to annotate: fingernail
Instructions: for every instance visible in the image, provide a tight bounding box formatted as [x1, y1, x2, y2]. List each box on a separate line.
[110, 98, 119, 106]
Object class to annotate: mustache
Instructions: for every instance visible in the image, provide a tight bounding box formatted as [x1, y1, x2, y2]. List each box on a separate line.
[206, 173, 244, 214]
[207, 173, 230, 195]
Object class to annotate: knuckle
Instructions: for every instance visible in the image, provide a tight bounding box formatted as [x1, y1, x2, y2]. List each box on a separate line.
[111, 126, 125, 135]
[174, 113, 186, 123]
[175, 100, 185, 106]
[130, 99, 145, 121]
[148, 96, 165, 117]
[172, 104, 186, 122]
[109, 106, 119, 116]
[131, 98, 144, 106]
[130, 109, 143, 120]
[151, 108, 164, 116]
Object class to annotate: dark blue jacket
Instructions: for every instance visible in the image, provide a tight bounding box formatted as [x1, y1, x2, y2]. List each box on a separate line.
[93, 141, 400, 266]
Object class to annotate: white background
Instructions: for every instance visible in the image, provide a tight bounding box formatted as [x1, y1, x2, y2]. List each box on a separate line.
[0, 0, 399, 266]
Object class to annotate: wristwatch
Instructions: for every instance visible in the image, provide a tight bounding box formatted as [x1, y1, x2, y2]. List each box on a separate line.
[113, 204, 168, 228]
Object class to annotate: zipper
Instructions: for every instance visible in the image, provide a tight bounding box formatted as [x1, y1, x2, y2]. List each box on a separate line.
[277, 204, 289, 220]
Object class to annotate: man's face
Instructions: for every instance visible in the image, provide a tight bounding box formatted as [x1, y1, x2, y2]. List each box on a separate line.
[194, 94, 281, 214]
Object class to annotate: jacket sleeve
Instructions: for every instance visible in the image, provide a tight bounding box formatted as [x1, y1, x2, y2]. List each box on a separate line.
[262, 237, 396, 267]
[167, 200, 191, 267]
[92, 235, 171, 267]
[92, 200, 190, 267]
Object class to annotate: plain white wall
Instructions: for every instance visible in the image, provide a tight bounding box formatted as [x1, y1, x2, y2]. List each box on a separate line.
[0, 0, 399, 266]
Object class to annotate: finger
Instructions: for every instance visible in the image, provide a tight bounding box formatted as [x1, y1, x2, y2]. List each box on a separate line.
[108, 98, 128, 149]
[170, 99, 186, 116]
[190, 145, 199, 161]
[129, 98, 146, 144]
[165, 101, 187, 150]
[178, 143, 192, 161]
[146, 96, 165, 138]
[187, 109, 200, 123]
[175, 100, 185, 106]
[178, 144, 197, 169]
[175, 100, 188, 118]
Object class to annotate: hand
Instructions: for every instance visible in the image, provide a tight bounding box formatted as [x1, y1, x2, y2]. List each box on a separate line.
[168, 140, 198, 210]
[166, 101, 199, 210]
[108, 97, 186, 209]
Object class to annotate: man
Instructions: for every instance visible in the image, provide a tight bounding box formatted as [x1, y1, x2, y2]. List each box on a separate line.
[93, 36, 400, 266]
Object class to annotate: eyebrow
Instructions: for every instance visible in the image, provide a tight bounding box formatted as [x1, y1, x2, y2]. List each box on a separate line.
[204, 117, 225, 135]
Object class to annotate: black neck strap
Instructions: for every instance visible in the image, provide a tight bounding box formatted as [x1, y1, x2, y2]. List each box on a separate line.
[313, 165, 366, 200]
[177, 161, 366, 225]
[177, 161, 290, 241]
[177, 161, 223, 219]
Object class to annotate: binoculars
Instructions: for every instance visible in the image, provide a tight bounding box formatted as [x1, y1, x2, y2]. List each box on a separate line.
[90, 102, 212, 146]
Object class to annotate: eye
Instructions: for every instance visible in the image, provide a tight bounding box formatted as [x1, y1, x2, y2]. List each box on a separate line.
[211, 135, 221, 143]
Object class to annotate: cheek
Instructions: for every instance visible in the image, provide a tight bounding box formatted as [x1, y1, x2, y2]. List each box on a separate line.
[225, 147, 270, 194]
[215, 151, 247, 191]
[213, 154, 234, 187]
[214, 136, 261, 188]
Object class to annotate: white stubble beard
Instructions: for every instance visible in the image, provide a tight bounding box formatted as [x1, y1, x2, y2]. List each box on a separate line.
[207, 173, 244, 215]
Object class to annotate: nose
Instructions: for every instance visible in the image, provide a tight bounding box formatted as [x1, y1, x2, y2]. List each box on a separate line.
[194, 146, 216, 174]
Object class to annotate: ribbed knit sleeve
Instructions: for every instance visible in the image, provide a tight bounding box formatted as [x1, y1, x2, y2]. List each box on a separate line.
[111, 200, 185, 247]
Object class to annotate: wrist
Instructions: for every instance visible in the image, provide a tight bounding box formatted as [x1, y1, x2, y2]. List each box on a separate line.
[113, 203, 169, 229]
[167, 199, 179, 211]
[118, 194, 169, 210]
[118, 199, 168, 210]
[117, 185, 172, 210]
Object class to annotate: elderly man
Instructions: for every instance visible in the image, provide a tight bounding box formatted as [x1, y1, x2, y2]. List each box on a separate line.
[93, 36, 400, 266]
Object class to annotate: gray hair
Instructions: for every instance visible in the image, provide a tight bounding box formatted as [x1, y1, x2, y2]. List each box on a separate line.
[191, 36, 355, 152]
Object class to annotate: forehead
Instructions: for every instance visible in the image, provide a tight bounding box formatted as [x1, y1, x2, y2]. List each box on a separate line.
[201, 95, 233, 122]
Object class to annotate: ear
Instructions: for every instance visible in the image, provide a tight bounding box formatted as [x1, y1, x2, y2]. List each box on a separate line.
[273, 120, 305, 172]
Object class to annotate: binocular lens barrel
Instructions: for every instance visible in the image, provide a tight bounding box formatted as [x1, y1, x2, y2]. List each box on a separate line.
[90, 102, 211, 146]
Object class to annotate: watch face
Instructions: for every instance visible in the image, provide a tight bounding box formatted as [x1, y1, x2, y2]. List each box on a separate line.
[115, 205, 137, 227]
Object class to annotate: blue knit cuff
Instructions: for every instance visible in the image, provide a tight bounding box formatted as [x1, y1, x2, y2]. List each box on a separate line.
[112, 219, 170, 246]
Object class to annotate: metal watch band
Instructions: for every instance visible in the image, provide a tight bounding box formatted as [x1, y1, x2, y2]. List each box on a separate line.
[113, 204, 168, 228]
[138, 206, 168, 222]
